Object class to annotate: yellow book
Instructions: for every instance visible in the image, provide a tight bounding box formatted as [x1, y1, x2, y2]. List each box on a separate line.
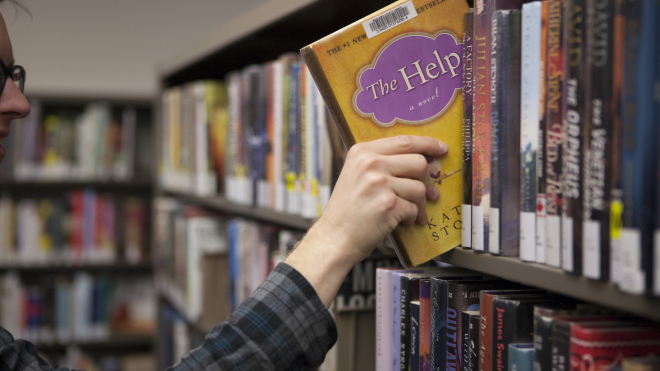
[301, 0, 469, 266]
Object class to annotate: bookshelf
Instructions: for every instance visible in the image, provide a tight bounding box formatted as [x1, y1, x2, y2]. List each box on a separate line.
[0, 95, 157, 363]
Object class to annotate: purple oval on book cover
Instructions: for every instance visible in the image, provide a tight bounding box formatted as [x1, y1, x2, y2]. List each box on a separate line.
[354, 32, 463, 127]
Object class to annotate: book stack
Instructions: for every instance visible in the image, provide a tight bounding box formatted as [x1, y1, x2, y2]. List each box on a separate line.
[153, 197, 303, 320]
[10, 100, 138, 181]
[376, 267, 660, 371]
[459, 0, 660, 294]
[159, 55, 338, 219]
[0, 271, 155, 344]
[0, 192, 148, 265]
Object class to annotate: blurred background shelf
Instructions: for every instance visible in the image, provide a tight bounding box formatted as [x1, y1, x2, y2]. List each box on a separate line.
[0, 262, 153, 274]
[436, 248, 660, 322]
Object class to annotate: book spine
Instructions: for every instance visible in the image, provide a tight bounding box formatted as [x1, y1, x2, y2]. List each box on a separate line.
[582, 0, 615, 280]
[479, 293, 495, 371]
[533, 309, 554, 371]
[545, 0, 565, 268]
[420, 280, 431, 371]
[377, 269, 394, 371]
[508, 344, 535, 371]
[463, 11, 474, 249]
[472, 3, 492, 253]
[491, 9, 522, 257]
[520, 1, 543, 263]
[462, 311, 472, 371]
[561, 0, 589, 274]
[551, 321, 571, 371]
[401, 276, 416, 371]
[430, 278, 444, 371]
[411, 302, 421, 371]
[394, 273, 402, 371]
[619, 0, 660, 294]
[492, 299, 539, 371]
[446, 283, 465, 371]
[536, 2, 549, 265]
[469, 313, 480, 371]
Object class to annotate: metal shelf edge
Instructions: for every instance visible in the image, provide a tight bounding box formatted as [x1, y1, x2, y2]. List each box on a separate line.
[436, 248, 660, 322]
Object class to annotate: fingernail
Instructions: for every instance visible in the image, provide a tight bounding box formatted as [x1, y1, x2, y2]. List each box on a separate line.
[438, 141, 448, 153]
[432, 186, 440, 200]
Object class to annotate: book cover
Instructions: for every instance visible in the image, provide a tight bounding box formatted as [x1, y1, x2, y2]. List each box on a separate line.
[462, 310, 479, 371]
[561, 0, 589, 275]
[472, 0, 524, 254]
[619, 0, 660, 294]
[519, 1, 543, 263]
[462, 11, 474, 249]
[582, 0, 615, 281]
[489, 9, 522, 256]
[544, 0, 565, 268]
[302, 0, 470, 267]
[468, 311, 480, 371]
[411, 301, 421, 371]
[491, 296, 556, 371]
[570, 325, 660, 370]
[508, 344, 534, 371]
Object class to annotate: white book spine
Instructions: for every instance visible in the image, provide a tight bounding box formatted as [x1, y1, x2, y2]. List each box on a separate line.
[562, 216, 574, 272]
[462, 204, 472, 248]
[582, 220, 601, 279]
[489, 208, 500, 254]
[472, 205, 485, 252]
[520, 2, 542, 262]
[376, 269, 394, 371]
[619, 228, 645, 294]
[546, 215, 561, 267]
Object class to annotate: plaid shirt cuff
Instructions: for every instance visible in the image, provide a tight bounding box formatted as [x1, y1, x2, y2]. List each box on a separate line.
[172, 262, 338, 371]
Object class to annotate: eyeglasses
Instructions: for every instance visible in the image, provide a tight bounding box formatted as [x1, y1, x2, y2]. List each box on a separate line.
[0, 60, 25, 94]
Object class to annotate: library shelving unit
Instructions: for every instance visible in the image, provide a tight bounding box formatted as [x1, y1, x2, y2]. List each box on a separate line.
[0, 94, 157, 364]
[154, 0, 660, 370]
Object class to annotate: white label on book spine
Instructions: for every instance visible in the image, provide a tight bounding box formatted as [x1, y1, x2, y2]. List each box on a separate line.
[562, 217, 574, 271]
[275, 182, 286, 212]
[520, 211, 536, 262]
[619, 228, 644, 294]
[536, 195, 546, 264]
[362, 1, 418, 39]
[654, 230, 660, 295]
[546, 215, 561, 267]
[472, 206, 485, 251]
[610, 234, 621, 285]
[582, 220, 601, 279]
[489, 208, 500, 254]
[462, 204, 472, 248]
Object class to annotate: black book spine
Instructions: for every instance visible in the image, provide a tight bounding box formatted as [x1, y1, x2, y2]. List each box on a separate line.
[551, 321, 571, 371]
[545, 0, 565, 267]
[581, 0, 614, 280]
[401, 276, 421, 371]
[411, 302, 421, 371]
[468, 313, 480, 371]
[492, 298, 545, 371]
[533, 308, 555, 371]
[462, 311, 472, 371]
[562, 0, 589, 274]
[490, 9, 522, 256]
[463, 11, 474, 249]
[431, 278, 443, 371]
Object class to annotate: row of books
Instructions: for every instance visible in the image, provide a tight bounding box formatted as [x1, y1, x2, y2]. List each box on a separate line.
[159, 54, 343, 219]
[376, 267, 660, 371]
[460, 0, 660, 293]
[0, 192, 148, 265]
[8, 100, 138, 181]
[153, 197, 303, 324]
[0, 272, 155, 344]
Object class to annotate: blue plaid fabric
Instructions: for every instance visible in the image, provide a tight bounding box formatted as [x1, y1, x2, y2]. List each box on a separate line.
[0, 263, 337, 371]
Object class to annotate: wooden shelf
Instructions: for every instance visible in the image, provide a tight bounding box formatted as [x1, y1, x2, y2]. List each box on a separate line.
[0, 262, 153, 274]
[436, 248, 660, 322]
[161, 190, 315, 231]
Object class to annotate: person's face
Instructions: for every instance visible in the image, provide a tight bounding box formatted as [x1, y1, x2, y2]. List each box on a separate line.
[0, 12, 31, 180]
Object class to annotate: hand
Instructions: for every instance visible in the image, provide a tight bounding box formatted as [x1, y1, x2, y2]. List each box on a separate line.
[285, 135, 449, 307]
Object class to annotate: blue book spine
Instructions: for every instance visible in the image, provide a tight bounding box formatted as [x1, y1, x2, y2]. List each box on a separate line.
[288, 64, 300, 178]
[508, 344, 534, 371]
[410, 302, 421, 371]
[228, 220, 239, 310]
[393, 273, 402, 371]
[621, 0, 660, 292]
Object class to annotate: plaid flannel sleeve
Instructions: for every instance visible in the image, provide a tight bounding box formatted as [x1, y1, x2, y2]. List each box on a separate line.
[0, 328, 69, 371]
[169, 262, 338, 371]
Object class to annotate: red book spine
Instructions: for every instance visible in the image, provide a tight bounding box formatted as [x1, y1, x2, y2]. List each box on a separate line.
[479, 293, 496, 371]
[69, 191, 84, 260]
[570, 326, 660, 370]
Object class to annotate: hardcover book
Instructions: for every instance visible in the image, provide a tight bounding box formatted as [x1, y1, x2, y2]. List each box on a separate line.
[472, 0, 524, 253]
[468, 311, 480, 371]
[508, 344, 534, 371]
[544, 0, 565, 268]
[301, 0, 470, 267]
[462, 11, 474, 249]
[488, 9, 522, 256]
[536, 1, 549, 265]
[411, 301, 421, 371]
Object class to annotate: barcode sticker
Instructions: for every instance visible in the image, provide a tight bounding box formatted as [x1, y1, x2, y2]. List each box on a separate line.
[362, 1, 418, 39]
